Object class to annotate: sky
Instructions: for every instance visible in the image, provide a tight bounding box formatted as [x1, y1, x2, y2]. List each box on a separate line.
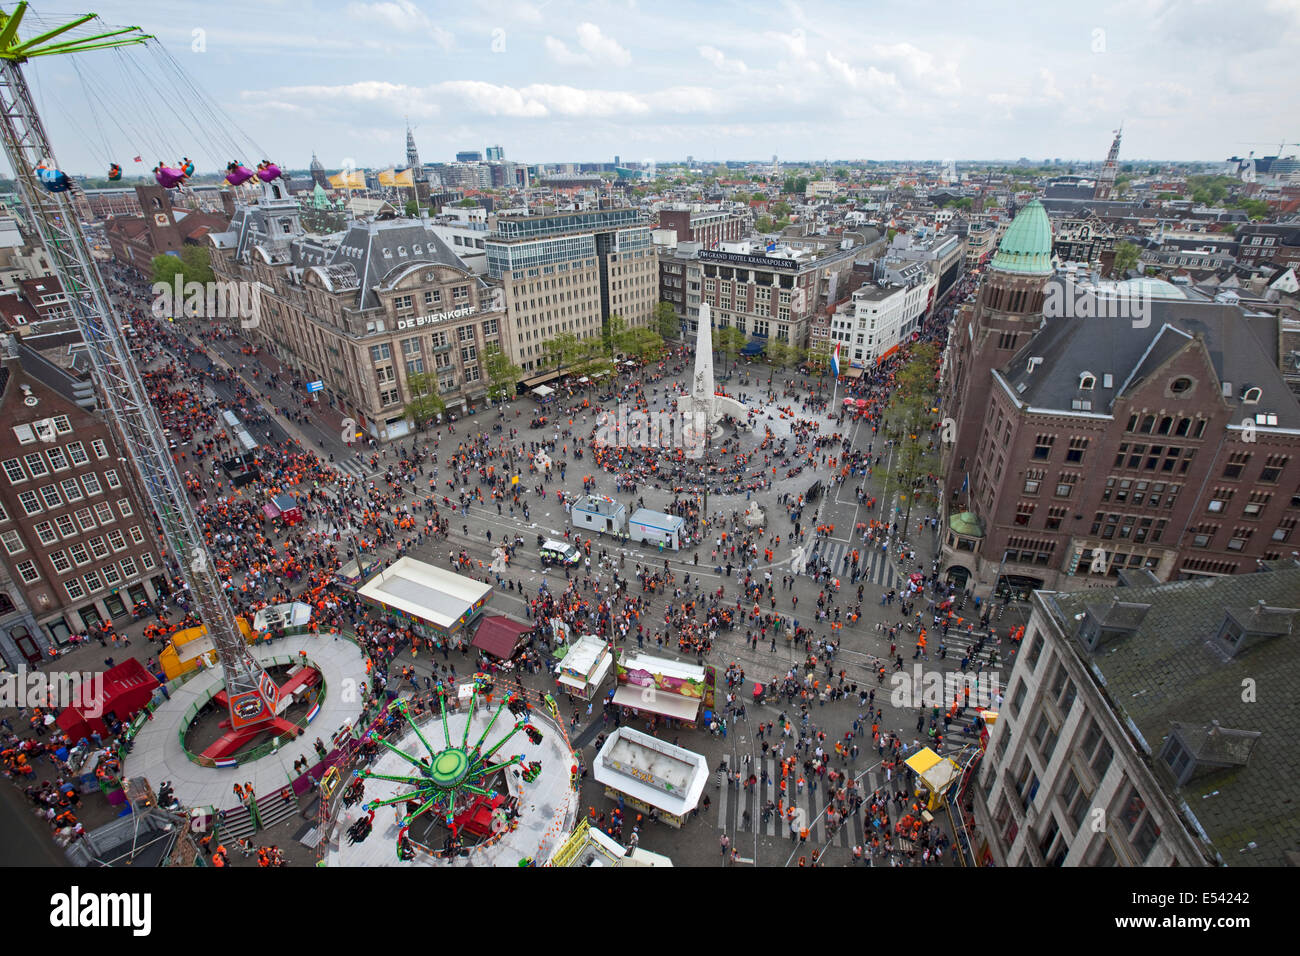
[12, 0, 1300, 176]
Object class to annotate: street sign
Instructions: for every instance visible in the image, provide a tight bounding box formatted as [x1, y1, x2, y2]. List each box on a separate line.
[306, 381, 323, 393]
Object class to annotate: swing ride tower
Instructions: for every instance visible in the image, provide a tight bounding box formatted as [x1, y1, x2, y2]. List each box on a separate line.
[0, 3, 292, 758]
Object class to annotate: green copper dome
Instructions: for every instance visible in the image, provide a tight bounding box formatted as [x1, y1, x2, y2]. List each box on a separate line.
[949, 511, 985, 538]
[990, 200, 1053, 275]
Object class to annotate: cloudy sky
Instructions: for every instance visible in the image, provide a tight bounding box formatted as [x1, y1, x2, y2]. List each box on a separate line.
[15, 0, 1300, 176]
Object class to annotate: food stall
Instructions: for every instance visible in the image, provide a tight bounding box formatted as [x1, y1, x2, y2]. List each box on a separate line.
[554, 635, 614, 700]
[903, 745, 962, 812]
[356, 555, 492, 649]
[592, 727, 708, 828]
[263, 492, 304, 526]
[609, 653, 706, 727]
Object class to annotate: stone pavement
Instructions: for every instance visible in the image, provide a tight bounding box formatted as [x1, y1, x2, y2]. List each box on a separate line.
[123, 632, 366, 812]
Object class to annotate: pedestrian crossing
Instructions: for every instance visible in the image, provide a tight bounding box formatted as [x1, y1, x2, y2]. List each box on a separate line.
[331, 456, 377, 481]
[804, 539, 898, 590]
[713, 748, 973, 857]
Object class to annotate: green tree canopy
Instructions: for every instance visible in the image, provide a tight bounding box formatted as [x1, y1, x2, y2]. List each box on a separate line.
[483, 344, 522, 403]
[654, 301, 680, 340]
[405, 371, 446, 430]
[1112, 240, 1141, 276]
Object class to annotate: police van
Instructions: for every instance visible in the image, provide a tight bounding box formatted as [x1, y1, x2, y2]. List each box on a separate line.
[539, 539, 581, 567]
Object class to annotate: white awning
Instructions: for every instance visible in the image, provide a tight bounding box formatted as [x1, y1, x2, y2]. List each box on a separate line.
[558, 652, 613, 692]
[532, 384, 554, 397]
[611, 685, 701, 722]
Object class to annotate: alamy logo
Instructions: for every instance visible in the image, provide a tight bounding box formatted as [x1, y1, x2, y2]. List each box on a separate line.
[151, 277, 268, 329]
[49, 887, 152, 936]
[1042, 283, 1151, 328]
[888, 666, 1001, 710]
[0, 668, 103, 717]
[594, 404, 710, 459]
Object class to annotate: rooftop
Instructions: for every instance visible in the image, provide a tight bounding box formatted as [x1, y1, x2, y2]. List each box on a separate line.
[1044, 564, 1300, 866]
[990, 200, 1054, 275]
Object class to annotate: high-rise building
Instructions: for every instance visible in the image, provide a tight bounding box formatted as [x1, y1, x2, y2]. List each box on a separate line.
[485, 145, 504, 162]
[485, 209, 657, 376]
[456, 150, 483, 163]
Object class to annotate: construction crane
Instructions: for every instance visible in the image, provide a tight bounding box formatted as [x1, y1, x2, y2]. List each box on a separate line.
[0, 3, 288, 757]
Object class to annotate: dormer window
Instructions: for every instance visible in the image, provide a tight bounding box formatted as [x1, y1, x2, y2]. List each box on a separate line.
[397, 246, 407, 256]
[1242, 387, 1262, 404]
[412, 244, 423, 254]
[1170, 377, 1191, 394]
[1079, 372, 1096, 390]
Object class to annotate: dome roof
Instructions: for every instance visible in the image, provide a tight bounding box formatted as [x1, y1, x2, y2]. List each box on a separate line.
[948, 511, 985, 538]
[991, 200, 1053, 275]
[309, 152, 324, 171]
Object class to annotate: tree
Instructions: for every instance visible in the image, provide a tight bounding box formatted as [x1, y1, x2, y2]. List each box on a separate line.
[880, 343, 941, 538]
[405, 372, 446, 431]
[404, 199, 419, 217]
[572, 338, 615, 380]
[771, 200, 792, 219]
[755, 214, 775, 233]
[1112, 240, 1141, 276]
[626, 326, 665, 363]
[654, 301, 680, 341]
[714, 325, 746, 374]
[763, 338, 788, 370]
[179, 245, 214, 285]
[805, 340, 831, 376]
[483, 344, 522, 403]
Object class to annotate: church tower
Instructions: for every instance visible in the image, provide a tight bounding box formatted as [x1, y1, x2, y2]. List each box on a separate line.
[309, 151, 328, 188]
[941, 200, 1054, 508]
[406, 125, 425, 182]
[1094, 126, 1122, 199]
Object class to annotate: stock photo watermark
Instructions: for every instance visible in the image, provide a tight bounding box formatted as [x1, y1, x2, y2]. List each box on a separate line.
[594, 404, 710, 459]
[151, 278, 268, 329]
[0, 667, 104, 717]
[1043, 282, 1151, 328]
[888, 666, 1002, 710]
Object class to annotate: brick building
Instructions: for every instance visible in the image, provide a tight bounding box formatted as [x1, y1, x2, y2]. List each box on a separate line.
[940, 200, 1300, 595]
[105, 184, 233, 276]
[0, 338, 166, 647]
[656, 205, 746, 249]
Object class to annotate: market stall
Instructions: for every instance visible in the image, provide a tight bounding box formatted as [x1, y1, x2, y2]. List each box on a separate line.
[554, 635, 614, 700]
[356, 556, 492, 648]
[904, 745, 962, 812]
[470, 614, 533, 659]
[609, 653, 706, 727]
[592, 727, 708, 828]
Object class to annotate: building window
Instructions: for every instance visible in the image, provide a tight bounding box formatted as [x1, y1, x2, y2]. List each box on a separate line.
[0, 529, 24, 555]
[66, 442, 88, 466]
[120, 556, 138, 578]
[60, 478, 83, 502]
[1025, 633, 1045, 669]
[140, 551, 155, 570]
[1066, 437, 1089, 464]
[3, 458, 26, 483]
[107, 529, 126, 551]
[91, 439, 108, 459]
[65, 579, 84, 601]
[117, 499, 133, 518]
[1008, 679, 1027, 717]
[55, 514, 76, 538]
[17, 490, 41, 515]
[102, 564, 122, 586]
[104, 469, 121, 489]
[69, 543, 89, 565]
[1033, 435, 1055, 461]
[82, 570, 103, 593]
[15, 560, 39, 584]
[32, 521, 57, 546]
[1118, 785, 1161, 862]
[50, 550, 71, 574]
[75, 508, 95, 531]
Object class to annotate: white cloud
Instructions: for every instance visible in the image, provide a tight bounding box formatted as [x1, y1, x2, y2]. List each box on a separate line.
[866, 41, 960, 96]
[346, 0, 453, 50]
[546, 23, 631, 67]
[576, 22, 631, 66]
[698, 45, 748, 73]
[825, 52, 898, 94]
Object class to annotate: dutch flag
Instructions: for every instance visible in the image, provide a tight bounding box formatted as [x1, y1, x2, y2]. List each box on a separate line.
[831, 342, 841, 378]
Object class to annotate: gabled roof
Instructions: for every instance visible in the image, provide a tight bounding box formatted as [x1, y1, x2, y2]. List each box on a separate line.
[326, 220, 472, 310]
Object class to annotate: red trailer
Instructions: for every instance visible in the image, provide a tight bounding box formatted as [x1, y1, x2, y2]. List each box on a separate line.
[265, 493, 304, 526]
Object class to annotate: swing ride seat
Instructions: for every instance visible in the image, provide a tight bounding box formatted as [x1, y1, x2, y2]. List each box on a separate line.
[225, 164, 254, 186]
[256, 163, 282, 182]
[154, 166, 186, 188]
[36, 166, 71, 193]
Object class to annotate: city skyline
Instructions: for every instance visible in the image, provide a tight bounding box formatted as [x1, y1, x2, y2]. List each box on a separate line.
[9, 0, 1300, 177]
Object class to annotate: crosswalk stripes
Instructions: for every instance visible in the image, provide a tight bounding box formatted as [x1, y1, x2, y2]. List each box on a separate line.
[716, 755, 888, 850]
[804, 540, 898, 590]
[331, 456, 374, 480]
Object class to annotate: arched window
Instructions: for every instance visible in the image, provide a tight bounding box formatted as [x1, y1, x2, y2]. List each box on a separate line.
[1242, 387, 1262, 404]
[0, 593, 13, 614]
[1079, 372, 1096, 390]
[1141, 415, 1156, 434]
[1175, 417, 1191, 437]
[1158, 416, 1173, 435]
